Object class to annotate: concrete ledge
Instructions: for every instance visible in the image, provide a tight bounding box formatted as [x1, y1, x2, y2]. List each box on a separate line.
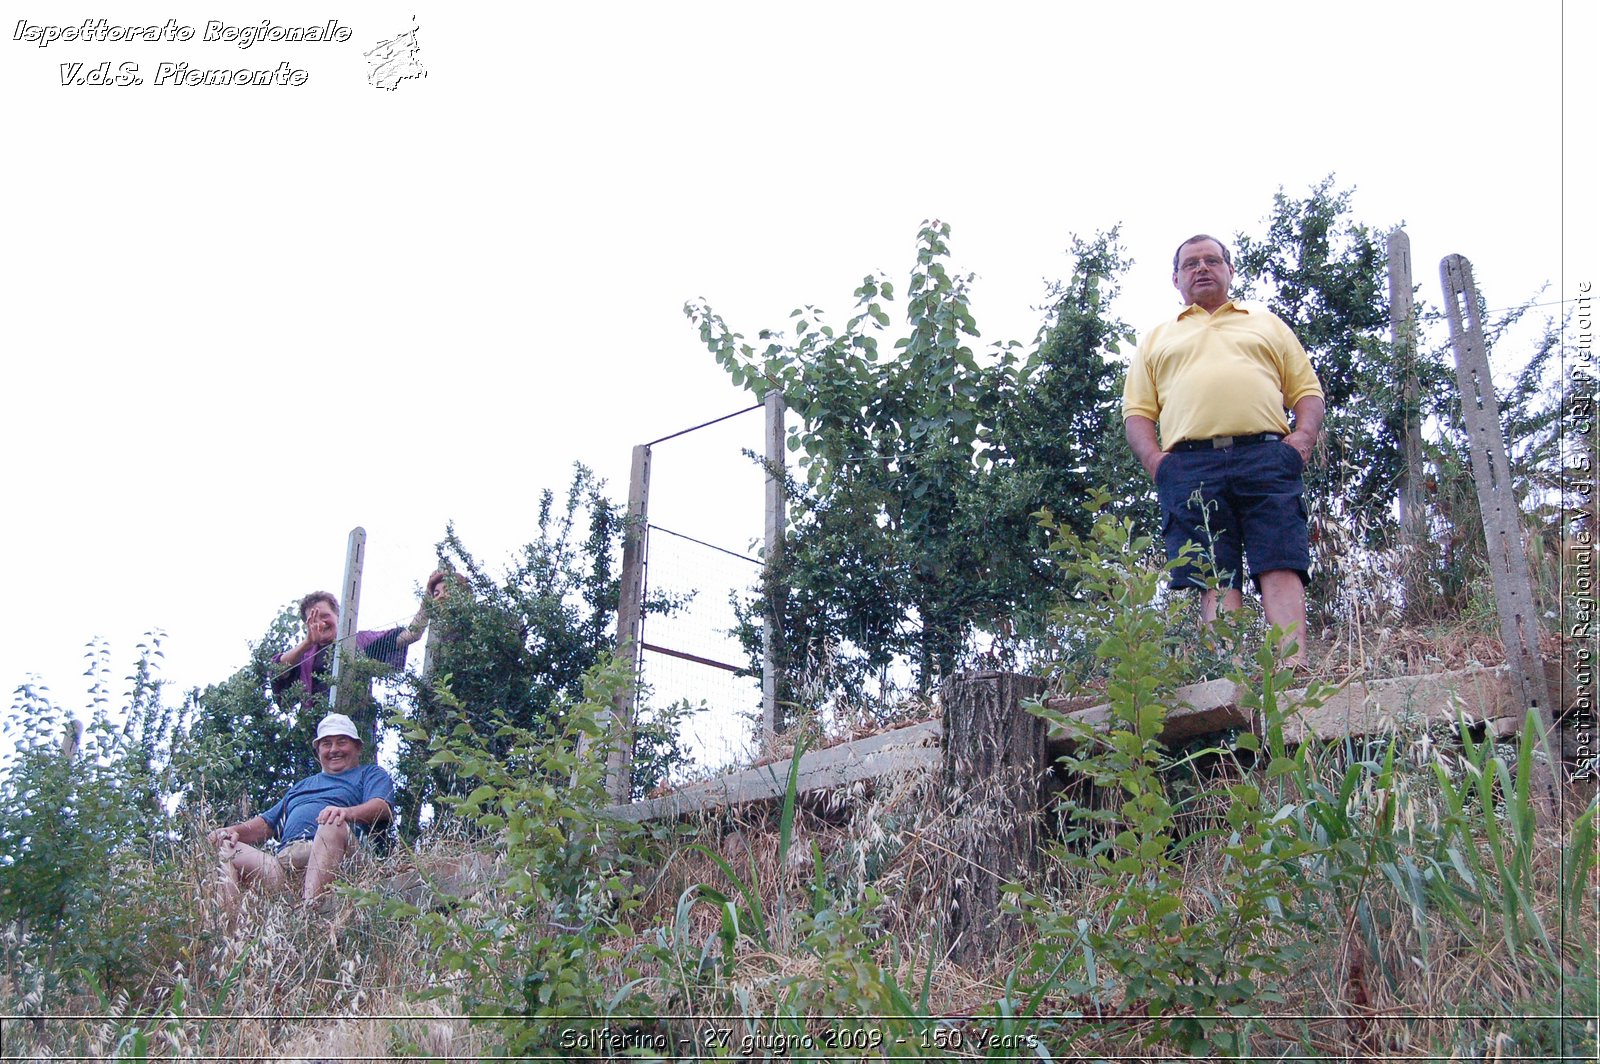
[1283, 666, 1518, 745]
[1043, 665, 1517, 754]
[605, 667, 1520, 822]
[606, 718, 941, 822]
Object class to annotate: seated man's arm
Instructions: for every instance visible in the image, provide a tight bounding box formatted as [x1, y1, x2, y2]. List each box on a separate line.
[315, 796, 393, 830]
[208, 814, 273, 848]
[314, 764, 397, 831]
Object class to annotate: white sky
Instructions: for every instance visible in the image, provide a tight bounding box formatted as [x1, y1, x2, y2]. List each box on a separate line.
[3, 2, 1595, 769]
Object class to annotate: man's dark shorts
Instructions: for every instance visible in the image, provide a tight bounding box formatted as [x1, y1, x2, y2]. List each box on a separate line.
[1155, 440, 1310, 591]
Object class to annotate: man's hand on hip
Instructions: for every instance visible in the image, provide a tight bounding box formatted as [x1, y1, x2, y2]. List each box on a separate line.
[1283, 430, 1315, 463]
[1123, 416, 1167, 482]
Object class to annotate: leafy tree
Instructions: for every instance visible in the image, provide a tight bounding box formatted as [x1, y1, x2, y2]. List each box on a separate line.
[393, 463, 690, 832]
[978, 229, 1148, 617]
[689, 222, 1136, 698]
[179, 606, 323, 820]
[1229, 177, 1418, 626]
[691, 222, 1008, 697]
[1232, 175, 1573, 624]
[1232, 176, 1396, 535]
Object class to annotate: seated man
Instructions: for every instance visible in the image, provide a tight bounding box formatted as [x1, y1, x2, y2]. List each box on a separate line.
[271, 584, 434, 702]
[207, 713, 395, 904]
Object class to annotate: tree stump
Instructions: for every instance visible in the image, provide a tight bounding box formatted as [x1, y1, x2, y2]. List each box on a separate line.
[937, 670, 1048, 966]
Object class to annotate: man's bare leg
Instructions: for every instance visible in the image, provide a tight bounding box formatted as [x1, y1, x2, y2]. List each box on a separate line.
[217, 840, 288, 909]
[1258, 568, 1308, 668]
[1199, 587, 1245, 625]
[303, 823, 351, 901]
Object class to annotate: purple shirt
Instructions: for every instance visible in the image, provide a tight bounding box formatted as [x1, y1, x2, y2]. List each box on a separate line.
[271, 627, 408, 701]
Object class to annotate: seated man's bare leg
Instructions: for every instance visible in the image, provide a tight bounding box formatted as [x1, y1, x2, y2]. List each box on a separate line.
[1258, 568, 1307, 668]
[302, 823, 352, 901]
[218, 840, 289, 905]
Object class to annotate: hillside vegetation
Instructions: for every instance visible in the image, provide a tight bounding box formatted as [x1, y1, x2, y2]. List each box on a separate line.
[2, 502, 1593, 1061]
[2, 181, 1594, 1060]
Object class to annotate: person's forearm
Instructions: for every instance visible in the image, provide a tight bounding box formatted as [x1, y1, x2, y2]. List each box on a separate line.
[396, 604, 429, 649]
[345, 797, 393, 826]
[237, 815, 272, 844]
[1284, 396, 1325, 462]
[1290, 395, 1325, 440]
[214, 815, 272, 846]
[1124, 415, 1166, 479]
[277, 636, 316, 667]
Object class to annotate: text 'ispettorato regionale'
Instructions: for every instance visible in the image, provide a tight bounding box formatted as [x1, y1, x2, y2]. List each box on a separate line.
[14, 19, 353, 87]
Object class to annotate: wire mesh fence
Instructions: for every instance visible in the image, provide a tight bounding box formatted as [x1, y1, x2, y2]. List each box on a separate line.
[632, 404, 769, 773]
[638, 524, 763, 769]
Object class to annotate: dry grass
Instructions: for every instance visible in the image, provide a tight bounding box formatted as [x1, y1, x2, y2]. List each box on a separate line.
[5, 738, 1592, 1061]
[1, 826, 494, 1062]
[6, 620, 1594, 1061]
[628, 712, 1597, 1060]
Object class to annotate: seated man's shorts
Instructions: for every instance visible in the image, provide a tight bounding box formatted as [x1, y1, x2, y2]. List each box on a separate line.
[269, 830, 365, 883]
[1155, 440, 1310, 591]
[277, 839, 315, 872]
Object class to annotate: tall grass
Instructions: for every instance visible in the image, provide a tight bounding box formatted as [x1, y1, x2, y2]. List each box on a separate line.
[3, 519, 1594, 1060]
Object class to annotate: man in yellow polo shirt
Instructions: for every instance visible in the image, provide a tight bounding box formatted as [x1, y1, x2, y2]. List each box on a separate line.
[1123, 234, 1325, 667]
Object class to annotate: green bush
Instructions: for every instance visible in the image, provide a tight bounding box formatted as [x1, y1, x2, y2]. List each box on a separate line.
[1017, 496, 1597, 1059]
[386, 658, 656, 1057]
[1019, 496, 1318, 1057]
[0, 639, 190, 997]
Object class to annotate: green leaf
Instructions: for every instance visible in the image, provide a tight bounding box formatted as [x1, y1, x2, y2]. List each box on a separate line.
[1266, 757, 1298, 778]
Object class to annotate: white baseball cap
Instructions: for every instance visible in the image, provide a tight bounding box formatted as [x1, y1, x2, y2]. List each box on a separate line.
[314, 713, 362, 745]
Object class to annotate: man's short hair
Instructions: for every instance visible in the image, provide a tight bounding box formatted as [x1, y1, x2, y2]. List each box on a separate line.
[299, 591, 339, 620]
[1173, 234, 1234, 272]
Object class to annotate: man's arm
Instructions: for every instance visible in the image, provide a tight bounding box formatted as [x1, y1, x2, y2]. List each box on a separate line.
[1284, 396, 1325, 463]
[315, 796, 393, 830]
[1124, 415, 1167, 480]
[208, 815, 273, 848]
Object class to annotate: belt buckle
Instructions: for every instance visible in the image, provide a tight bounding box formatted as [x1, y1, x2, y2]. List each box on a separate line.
[1212, 436, 1235, 449]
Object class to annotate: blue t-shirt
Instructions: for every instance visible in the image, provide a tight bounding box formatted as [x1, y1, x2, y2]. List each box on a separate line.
[259, 763, 395, 843]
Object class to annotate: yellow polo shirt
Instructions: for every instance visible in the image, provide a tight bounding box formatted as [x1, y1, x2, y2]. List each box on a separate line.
[1122, 300, 1323, 447]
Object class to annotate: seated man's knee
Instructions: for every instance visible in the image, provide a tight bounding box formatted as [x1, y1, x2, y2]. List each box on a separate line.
[312, 822, 352, 849]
